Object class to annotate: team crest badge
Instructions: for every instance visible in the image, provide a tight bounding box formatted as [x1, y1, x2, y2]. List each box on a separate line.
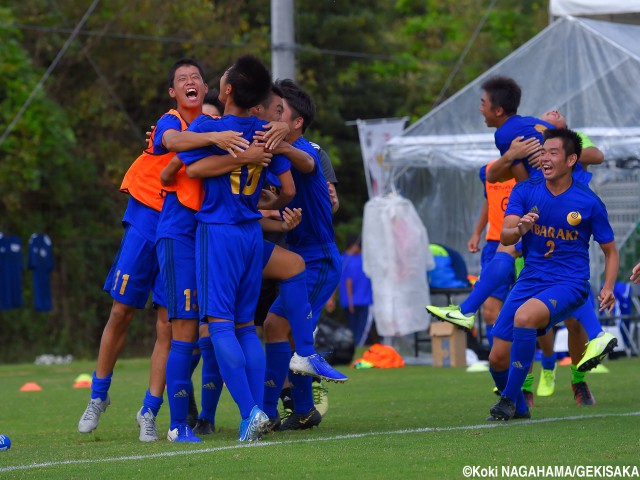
[566, 211, 582, 226]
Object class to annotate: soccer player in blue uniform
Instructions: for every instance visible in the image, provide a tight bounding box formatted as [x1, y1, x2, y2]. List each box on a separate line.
[178, 55, 298, 442]
[263, 79, 347, 431]
[488, 128, 618, 421]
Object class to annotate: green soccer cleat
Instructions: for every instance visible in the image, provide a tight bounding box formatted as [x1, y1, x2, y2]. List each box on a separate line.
[312, 380, 329, 418]
[536, 366, 556, 397]
[425, 305, 475, 330]
[576, 332, 617, 372]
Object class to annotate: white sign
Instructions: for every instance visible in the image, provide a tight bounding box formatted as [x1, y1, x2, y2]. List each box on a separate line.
[357, 118, 407, 197]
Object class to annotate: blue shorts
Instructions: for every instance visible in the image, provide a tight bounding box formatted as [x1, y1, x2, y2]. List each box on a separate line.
[269, 242, 341, 328]
[196, 221, 263, 323]
[262, 240, 276, 269]
[479, 240, 513, 302]
[492, 275, 590, 342]
[104, 224, 161, 309]
[156, 237, 199, 321]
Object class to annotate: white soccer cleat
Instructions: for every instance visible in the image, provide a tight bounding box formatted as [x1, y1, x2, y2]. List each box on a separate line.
[136, 408, 159, 442]
[78, 396, 110, 433]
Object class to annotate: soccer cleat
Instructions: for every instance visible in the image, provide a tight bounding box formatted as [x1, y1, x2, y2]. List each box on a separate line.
[313, 381, 329, 417]
[493, 387, 501, 397]
[571, 381, 596, 406]
[536, 366, 556, 397]
[489, 396, 516, 421]
[136, 408, 159, 442]
[513, 409, 531, 420]
[193, 418, 214, 435]
[78, 396, 110, 433]
[187, 390, 199, 429]
[576, 332, 617, 372]
[487, 408, 530, 421]
[425, 305, 474, 330]
[266, 415, 281, 433]
[280, 406, 293, 422]
[289, 353, 348, 383]
[522, 389, 534, 408]
[167, 424, 202, 443]
[238, 406, 269, 442]
[280, 407, 322, 431]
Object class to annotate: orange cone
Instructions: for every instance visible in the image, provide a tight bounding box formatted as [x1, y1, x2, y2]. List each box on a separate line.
[73, 374, 92, 388]
[20, 382, 43, 392]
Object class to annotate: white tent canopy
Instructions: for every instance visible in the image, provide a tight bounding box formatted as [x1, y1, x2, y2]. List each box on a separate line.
[383, 16, 640, 275]
[550, 0, 640, 17]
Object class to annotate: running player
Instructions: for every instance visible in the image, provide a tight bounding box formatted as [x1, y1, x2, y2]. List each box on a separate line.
[488, 128, 618, 420]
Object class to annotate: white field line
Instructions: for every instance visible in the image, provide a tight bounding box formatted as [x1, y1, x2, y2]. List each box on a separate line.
[2, 411, 639, 473]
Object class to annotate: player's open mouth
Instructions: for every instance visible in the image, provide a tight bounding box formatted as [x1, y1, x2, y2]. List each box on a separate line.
[542, 165, 551, 172]
[186, 88, 197, 98]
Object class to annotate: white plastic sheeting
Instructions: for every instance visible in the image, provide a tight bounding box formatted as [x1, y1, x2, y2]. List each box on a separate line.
[362, 194, 435, 337]
[550, 0, 640, 16]
[382, 16, 640, 274]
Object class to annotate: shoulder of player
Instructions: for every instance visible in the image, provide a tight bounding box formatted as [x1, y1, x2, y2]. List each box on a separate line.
[293, 137, 319, 157]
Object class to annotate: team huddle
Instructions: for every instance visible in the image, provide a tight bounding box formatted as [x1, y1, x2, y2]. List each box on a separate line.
[77, 55, 347, 443]
[427, 76, 621, 420]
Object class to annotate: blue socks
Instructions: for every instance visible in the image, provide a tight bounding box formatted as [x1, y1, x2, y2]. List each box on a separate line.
[541, 353, 556, 370]
[142, 388, 163, 418]
[263, 342, 292, 418]
[577, 307, 603, 341]
[503, 327, 537, 403]
[198, 337, 222, 424]
[461, 252, 514, 315]
[279, 271, 315, 357]
[166, 340, 196, 429]
[490, 367, 508, 394]
[91, 372, 112, 401]
[236, 325, 266, 410]
[208, 321, 255, 419]
[289, 371, 314, 415]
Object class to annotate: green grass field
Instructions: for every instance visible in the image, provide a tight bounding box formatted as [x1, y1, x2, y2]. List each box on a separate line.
[1, 356, 639, 479]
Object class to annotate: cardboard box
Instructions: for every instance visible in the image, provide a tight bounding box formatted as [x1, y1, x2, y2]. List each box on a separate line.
[429, 321, 467, 367]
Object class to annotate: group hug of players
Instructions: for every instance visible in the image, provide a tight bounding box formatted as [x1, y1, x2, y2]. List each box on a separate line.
[77, 55, 347, 443]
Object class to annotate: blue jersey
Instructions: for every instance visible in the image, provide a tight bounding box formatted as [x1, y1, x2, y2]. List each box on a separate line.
[339, 252, 372, 308]
[284, 137, 335, 247]
[178, 114, 290, 224]
[505, 176, 614, 283]
[495, 115, 554, 168]
[495, 115, 590, 184]
[0, 234, 23, 310]
[28, 234, 53, 312]
[154, 113, 198, 243]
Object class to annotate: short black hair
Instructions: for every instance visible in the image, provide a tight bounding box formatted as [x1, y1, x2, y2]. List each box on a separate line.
[204, 88, 225, 113]
[225, 55, 272, 109]
[543, 128, 583, 161]
[168, 58, 205, 88]
[275, 79, 316, 133]
[480, 76, 521, 116]
[258, 84, 285, 110]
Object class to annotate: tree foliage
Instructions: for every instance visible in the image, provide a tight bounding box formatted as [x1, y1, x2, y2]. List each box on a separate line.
[0, 0, 547, 361]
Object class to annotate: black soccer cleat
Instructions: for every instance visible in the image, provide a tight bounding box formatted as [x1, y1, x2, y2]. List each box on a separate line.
[489, 396, 516, 421]
[280, 407, 322, 431]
